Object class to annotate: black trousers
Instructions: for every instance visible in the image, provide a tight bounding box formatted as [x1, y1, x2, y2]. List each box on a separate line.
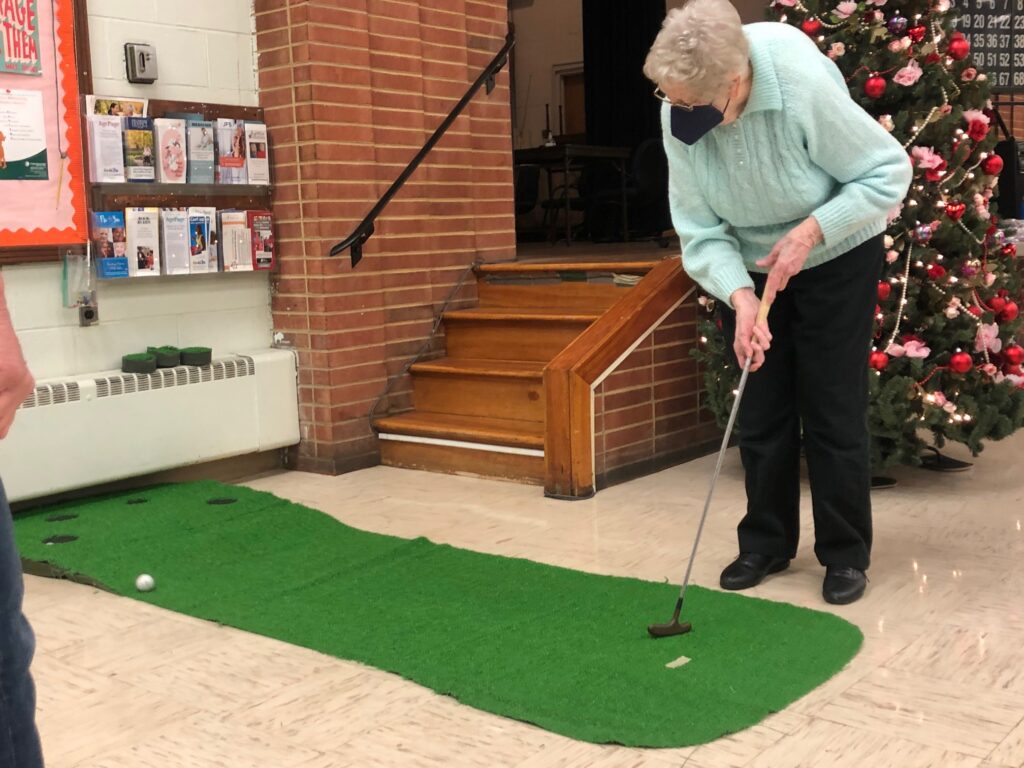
[720, 235, 883, 571]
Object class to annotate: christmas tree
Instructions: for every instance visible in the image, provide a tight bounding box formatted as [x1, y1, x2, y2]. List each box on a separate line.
[695, 0, 1024, 469]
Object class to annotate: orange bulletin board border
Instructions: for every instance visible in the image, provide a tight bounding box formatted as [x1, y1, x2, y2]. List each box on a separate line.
[0, 0, 87, 250]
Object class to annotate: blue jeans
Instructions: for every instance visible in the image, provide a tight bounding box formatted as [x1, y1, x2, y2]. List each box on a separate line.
[0, 481, 43, 767]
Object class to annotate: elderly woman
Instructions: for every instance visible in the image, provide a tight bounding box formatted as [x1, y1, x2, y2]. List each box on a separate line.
[645, 0, 911, 604]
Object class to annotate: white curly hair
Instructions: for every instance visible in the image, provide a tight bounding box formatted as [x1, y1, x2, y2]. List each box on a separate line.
[643, 0, 749, 100]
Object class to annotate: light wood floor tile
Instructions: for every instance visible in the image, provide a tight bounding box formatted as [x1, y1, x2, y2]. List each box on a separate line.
[512, 742, 687, 768]
[988, 716, 1024, 768]
[124, 628, 338, 715]
[885, 624, 1024, 693]
[40, 678, 200, 766]
[77, 712, 329, 768]
[815, 668, 1024, 758]
[331, 695, 563, 768]
[748, 717, 982, 768]
[225, 666, 435, 752]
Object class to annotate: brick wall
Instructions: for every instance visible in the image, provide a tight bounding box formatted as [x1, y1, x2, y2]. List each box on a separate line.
[594, 302, 719, 486]
[254, 0, 516, 474]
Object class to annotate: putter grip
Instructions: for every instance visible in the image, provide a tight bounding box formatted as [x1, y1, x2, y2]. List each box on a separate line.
[756, 300, 771, 325]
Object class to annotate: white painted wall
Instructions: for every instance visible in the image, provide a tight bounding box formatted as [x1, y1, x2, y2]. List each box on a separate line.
[4, 0, 270, 381]
[7, 266, 272, 381]
[87, 0, 258, 106]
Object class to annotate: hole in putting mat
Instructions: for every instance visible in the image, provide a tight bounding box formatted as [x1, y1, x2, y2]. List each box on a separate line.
[46, 514, 79, 522]
[126, 498, 149, 505]
[206, 498, 238, 506]
[43, 535, 78, 545]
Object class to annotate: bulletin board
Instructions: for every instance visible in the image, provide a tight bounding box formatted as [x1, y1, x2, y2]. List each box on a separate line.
[0, 0, 87, 250]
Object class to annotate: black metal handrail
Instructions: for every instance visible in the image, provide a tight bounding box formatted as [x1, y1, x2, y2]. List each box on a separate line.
[330, 29, 516, 268]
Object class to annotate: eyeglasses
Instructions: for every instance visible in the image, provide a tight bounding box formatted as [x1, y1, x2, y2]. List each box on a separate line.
[653, 86, 710, 111]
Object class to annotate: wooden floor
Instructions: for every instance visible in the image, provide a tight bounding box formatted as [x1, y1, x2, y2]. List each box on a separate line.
[24, 432, 1024, 767]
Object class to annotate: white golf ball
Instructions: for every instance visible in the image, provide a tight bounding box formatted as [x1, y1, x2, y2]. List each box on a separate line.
[135, 574, 155, 592]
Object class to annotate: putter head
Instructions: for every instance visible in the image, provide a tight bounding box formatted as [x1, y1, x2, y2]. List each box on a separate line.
[647, 620, 692, 638]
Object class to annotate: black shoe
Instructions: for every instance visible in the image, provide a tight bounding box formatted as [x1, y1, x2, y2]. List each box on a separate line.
[720, 553, 790, 591]
[823, 566, 867, 605]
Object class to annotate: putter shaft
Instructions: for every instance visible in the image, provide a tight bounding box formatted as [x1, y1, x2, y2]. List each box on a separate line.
[649, 355, 754, 638]
[674, 354, 752, 602]
[650, 300, 770, 638]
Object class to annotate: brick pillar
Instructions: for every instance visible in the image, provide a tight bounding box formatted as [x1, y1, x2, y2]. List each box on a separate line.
[255, 0, 516, 474]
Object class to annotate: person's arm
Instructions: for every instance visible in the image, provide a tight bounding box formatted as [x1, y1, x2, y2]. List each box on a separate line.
[662, 107, 754, 308]
[758, 46, 912, 303]
[797, 58, 913, 248]
[0, 276, 35, 440]
[662, 110, 771, 369]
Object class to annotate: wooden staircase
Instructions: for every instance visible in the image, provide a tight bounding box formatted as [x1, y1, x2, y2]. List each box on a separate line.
[375, 260, 658, 485]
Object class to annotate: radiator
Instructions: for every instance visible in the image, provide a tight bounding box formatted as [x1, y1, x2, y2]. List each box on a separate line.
[0, 349, 300, 503]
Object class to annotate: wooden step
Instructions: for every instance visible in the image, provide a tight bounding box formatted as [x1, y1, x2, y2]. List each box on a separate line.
[376, 411, 544, 484]
[410, 358, 545, 422]
[445, 308, 602, 322]
[476, 260, 659, 275]
[374, 411, 544, 450]
[477, 281, 629, 312]
[380, 440, 544, 485]
[443, 308, 599, 363]
[411, 358, 545, 379]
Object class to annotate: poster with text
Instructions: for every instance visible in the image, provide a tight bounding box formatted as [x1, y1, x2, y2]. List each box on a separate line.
[0, 0, 86, 248]
[0, 89, 47, 179]
[1, 0, 42, 76]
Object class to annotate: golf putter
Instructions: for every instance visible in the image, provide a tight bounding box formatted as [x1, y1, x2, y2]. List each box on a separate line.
[648, 299, 772, 639]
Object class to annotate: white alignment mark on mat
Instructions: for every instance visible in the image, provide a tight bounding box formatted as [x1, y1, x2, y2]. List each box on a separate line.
[666, 655, 691, 669]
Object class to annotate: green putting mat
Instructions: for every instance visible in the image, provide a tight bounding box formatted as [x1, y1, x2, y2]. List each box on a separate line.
[14, 481, 862, 747]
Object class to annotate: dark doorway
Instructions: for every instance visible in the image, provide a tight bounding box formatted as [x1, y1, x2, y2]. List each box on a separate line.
[582, 0, 665, 151]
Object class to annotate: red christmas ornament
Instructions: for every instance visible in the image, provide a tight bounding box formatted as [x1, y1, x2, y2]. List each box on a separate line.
[949, 352, 974, 374]
[878, 281, 892, 300]
[869, 351, 890, 371]
[801, 18, 823, 36]
[990, 296, 1007, 313]
[968, 120, 990, 142]
[1000, 301, 1019, 322]
[864, 75, 887, 99]
[944, 202, 967, 220]
[968, 305, 984, 317]
[1004, 345, 1024, 366]
[999, 288, 1010, 298]
[1002, 243, 1017, 258]
[908, 25, 927, 42]
[948, 35, 971, 60]
[925, 52, 942, 64]
[983, 154, 1004, 175]
[925, 159, 948, 182]
[927, 263, 947, 279]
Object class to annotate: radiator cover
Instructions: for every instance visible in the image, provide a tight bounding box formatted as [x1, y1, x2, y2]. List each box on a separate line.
[0, 349, 300, 502]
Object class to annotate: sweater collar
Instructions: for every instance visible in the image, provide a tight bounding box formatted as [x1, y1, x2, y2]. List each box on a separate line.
[744, 31, 783, 113]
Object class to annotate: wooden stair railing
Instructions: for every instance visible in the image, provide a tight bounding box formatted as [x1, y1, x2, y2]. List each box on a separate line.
[543, 257, 696, 499]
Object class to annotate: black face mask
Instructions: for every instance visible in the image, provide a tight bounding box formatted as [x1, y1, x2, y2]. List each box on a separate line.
[670, 98, 730, 146]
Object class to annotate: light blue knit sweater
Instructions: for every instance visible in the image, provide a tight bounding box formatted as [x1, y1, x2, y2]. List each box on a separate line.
[662, 22, 913, 306]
